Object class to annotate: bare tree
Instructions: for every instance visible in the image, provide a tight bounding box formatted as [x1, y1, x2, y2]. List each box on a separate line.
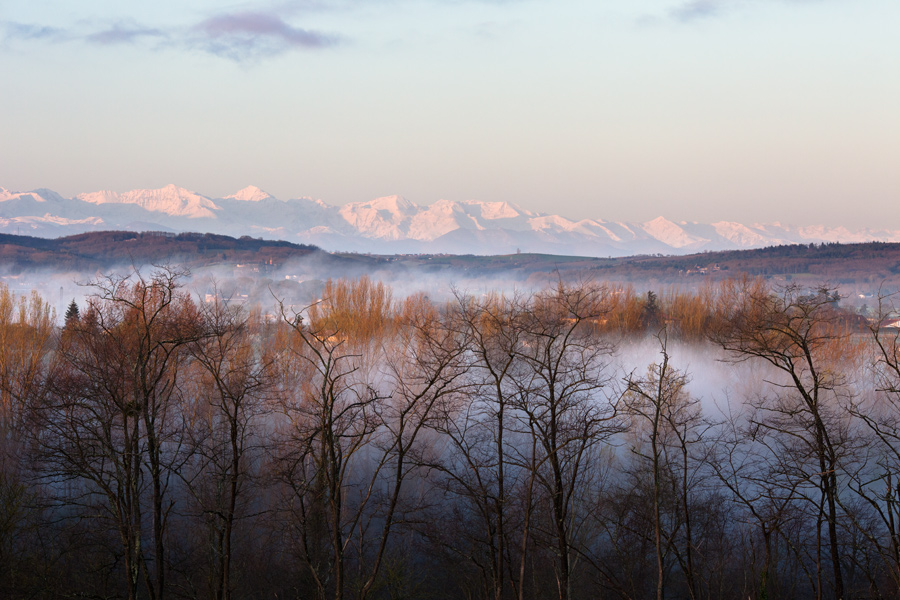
[32, 267, 202, 600]
[840, 292, 900, 596]
[357, 292, 471, 599]
[511, 281, 620, 600]
[622, 329, 705, 600]
[710, 392, 811, 600]
[421, 290, 529, 600]
[180, 299, 277, 600]
[275, 280, 469, 600]
[711, 280, 858, 600]
[274, 295, 384, 600]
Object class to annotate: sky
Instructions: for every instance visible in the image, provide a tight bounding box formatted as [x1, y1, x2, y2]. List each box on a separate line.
[1, 0, 898, 227]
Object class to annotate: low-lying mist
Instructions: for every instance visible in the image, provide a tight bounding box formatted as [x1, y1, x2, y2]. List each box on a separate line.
[1, 257, 894, 600]
[1, 254, 576, 324]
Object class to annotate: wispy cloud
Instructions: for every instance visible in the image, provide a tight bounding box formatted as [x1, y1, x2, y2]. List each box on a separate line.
[2, 21, 69, 42]
[2, 10, 340, 63]
[1, 1, 510, 61]
[643, 0, 827, 25]
[669, 0, 725, 22]
[191, 11, 340, 60]
[86, 23, 167, 46]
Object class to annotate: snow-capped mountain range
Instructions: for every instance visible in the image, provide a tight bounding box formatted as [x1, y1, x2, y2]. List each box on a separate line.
[1, 184, 897, 257]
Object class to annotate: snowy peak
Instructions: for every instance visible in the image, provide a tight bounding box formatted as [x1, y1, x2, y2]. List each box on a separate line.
[6, 183, 900, 257]
[77, 190, 120, 205]
[711, 221, 773, 247]
[364, 195, 417, 215]
[0, 188, 47, 203]
[409, 200, 483, 240]
[640, 216, 708, 249]
[461, 200, 531, 221]
[225, 186, 275, 202]
[77, 184, 220, 218]
[299, 197, 332, 210]
[529, 214, 580, 233]
[338, 196, 420, 240]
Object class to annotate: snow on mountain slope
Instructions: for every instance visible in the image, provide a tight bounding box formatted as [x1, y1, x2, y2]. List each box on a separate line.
[795, 225, 900, 244]
[338, 195, 419, 240]
[462, 200, 531, 221]
[639, 217, 709, 249]
[0, 188, 27, 202]
[32, 214, 104, 226]
[224, 186, 274, 202]
[456, 200, 534, 231]
[525, 216, 617, 245]
[529, 214, 579, 233]
[0, 214, 103, 226]
[407, 199, 483, 241]
[214, 196, 349, 240]
[77, 184, 220, 218]
[0, 188, 49, 203]
[605, 221, 647, 243]
[5, 183, 900, 257]
[590, 221, 625, 242]
[710, 222, 773, 247]
[0, 213, 105, 236]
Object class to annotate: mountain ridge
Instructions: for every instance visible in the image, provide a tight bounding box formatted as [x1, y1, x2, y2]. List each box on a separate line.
[2, 184, 898, 257]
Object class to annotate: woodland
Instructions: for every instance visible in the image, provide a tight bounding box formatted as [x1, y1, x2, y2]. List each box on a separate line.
[3, 270, 900, 600]
[6, 232, 900, 292]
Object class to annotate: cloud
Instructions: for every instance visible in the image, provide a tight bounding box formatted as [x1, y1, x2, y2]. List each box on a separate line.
[2, 21, 68, 42]
[661, 0, 829, 23]
[669, 0, 725, 22]
[191, 11, 340, 60]
[2, 9, 339, 63]
[86, 23, 167, 46]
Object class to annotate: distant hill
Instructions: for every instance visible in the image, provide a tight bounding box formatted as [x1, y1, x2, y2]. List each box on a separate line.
[0, 231, 321, 272]
[359, 242, 900, 294]
[3, 232, 900, 298]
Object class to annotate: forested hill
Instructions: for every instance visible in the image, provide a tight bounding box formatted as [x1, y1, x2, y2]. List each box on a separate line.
[3, 231, 900, 290]
[381, 241, 900, 289]
[582, 240, 900, 282]
[0, 231, 321, 271]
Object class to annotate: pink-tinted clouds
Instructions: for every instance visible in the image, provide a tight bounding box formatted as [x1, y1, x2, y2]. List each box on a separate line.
[192, 11, 340, 60]
[3, 9, 339, 62]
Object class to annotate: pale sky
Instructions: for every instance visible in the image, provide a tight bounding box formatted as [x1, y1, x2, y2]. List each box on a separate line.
[1, 0, 898, 227]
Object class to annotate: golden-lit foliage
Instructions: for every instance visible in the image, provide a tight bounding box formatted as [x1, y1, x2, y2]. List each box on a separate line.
[55, 271, 205, 426]
[602, 285, 644, 334]
[185, 303, 274, 417]
[397, 292, 438, 329]
[663, 284, 715, 340]
[463, 291, 520, 342]
[0, 284, 54, 424]
[99, 275, 203, 342]
[306, 276, 393, 345]
[394, 291, 443, 350]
